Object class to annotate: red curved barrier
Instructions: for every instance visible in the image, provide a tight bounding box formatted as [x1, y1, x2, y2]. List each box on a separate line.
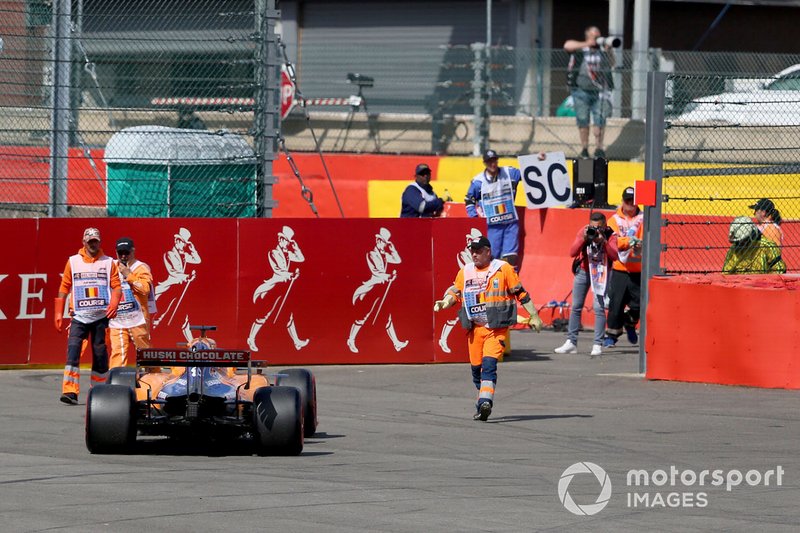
[646, 274, 800, 389]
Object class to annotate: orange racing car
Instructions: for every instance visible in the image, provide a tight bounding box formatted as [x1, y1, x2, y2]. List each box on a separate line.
[85, 325, 317, 455]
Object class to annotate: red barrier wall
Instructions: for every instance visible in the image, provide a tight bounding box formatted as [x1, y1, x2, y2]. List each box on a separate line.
[0, 149, 435, 217]
[1, 217, 484, 366]
[646, 275, 800, 389]
[0, 147, 107, 205]
[272, 153, 442, 217]
[518, 207, 616, 326]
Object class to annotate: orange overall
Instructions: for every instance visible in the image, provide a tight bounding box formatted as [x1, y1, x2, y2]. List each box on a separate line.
[446, 259, 531, 411]
[108, 260, 153, 368]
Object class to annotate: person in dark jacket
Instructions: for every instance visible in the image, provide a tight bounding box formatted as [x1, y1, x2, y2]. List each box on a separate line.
[400, 163, 446, 218]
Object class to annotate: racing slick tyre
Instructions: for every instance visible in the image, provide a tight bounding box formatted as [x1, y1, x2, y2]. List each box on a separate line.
[85, 384, 137, 454]
[278, 368, 318, 437]
[108, 367, 137, 389]
[252, 386, 303, 456]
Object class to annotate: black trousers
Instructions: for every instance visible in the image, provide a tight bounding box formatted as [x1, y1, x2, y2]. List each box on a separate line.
[605, 270, 641, 336]
[66, 317, 109, 373]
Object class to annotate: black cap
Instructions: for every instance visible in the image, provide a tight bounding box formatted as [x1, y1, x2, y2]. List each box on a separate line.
[468, 235, 492, 250]
[116, 237, 134, 252]
[482, 149, 499, 162]
[622, 187, 635, 200]
[415, 163, 431, 176]
[748, 198, 775, 213]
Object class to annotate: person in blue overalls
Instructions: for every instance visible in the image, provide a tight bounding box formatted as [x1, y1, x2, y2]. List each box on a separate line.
[464, 149, 522, 269]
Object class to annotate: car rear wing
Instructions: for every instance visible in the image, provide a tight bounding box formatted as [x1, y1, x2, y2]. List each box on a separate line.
[136, 348, 269, 368]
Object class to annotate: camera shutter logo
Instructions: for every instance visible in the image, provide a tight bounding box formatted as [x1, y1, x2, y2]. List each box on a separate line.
[558, 462, 612, 516]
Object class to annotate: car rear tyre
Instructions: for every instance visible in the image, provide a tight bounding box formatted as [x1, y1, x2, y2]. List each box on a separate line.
[85, 384, 136, 454]
[252, 386, 303, 456]
[278, 368, 317, 437]
[108, 367, 137, 389]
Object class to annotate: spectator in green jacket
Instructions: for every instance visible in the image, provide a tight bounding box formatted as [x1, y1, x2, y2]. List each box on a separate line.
[722, 217, 785, 274]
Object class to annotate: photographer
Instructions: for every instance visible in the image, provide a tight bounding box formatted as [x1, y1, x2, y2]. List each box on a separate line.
[563, 26, 617, 159]
[554, 212, 618, 357]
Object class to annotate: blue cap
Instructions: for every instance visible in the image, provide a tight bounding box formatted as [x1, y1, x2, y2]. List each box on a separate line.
[482, 149, 499, 162]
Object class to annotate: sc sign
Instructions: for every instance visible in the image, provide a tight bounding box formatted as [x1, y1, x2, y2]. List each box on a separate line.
[519, 152, 572, 209]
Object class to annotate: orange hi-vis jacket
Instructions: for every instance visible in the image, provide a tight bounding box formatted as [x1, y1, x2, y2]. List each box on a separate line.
[446, 259, 531, 330]
[608, 206, 644, 273]
[109, 259, 153, 328]
[757, 221, 783, 247]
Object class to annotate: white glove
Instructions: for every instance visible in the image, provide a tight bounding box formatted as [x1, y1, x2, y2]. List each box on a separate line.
[521, 300, 543, 333]
[433, 294, 456, 312]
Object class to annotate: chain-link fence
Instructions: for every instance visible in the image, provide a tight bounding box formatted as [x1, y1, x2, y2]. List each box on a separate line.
[0, 0, 279, 218]
[655, 73, 800, 274]
[3, 0, 800, 217]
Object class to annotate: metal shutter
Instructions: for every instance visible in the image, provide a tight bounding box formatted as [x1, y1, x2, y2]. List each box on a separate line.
[297, 1, 514, 113]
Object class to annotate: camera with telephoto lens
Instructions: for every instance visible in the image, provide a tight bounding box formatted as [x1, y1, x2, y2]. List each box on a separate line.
[587, 225, 613, 239]
[596, 36, 622, 48]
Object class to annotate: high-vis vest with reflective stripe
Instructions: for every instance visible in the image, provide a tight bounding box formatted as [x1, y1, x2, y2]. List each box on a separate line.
[475, 169, 518, 226]
[457, 259, 521, 330]
[609, 209, 644, 273]
[68, 254, 113, 323]
[109, 259, 147, 329]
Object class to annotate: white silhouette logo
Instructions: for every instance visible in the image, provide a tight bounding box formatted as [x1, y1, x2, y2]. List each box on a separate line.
[247, 225, 308, 352]
[558, 462, 612, 516]
[347, 227, 407, 353]
[153, 227, 201, 342]
[438, 227, 482, 353]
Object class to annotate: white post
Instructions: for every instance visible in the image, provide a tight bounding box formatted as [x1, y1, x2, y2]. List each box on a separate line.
[608, 0, 625, 118]
[632, 0, 651, 120]
[486, 0, 492, 48]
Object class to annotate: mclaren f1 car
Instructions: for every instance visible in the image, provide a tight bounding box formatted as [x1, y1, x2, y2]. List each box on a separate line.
[85, 325, 317, 455]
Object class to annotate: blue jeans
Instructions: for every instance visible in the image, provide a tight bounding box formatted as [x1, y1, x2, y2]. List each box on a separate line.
[571, 88, 612, 128]
[567, 269, 606, 346]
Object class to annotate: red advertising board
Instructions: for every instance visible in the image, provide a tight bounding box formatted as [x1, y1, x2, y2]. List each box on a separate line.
[0, 219, 40, 364]
[2, 217, 482, 366]
[431, 218, 487, 362]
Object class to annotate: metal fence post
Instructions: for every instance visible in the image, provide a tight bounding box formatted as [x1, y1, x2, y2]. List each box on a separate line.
[48, 0, 71, 217]
[254, 0, 280, 218]
[70, 0, 84, 148]
[470, 42, 488, 156]
[639, 70, 667, 374]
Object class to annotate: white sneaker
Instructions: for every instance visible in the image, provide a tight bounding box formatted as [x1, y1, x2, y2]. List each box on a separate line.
[590, 344, 602, 357]
[554, 340, 577, 354]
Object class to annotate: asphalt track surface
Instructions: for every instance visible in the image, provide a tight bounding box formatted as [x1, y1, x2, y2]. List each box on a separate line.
[1, 329, 798, 532]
